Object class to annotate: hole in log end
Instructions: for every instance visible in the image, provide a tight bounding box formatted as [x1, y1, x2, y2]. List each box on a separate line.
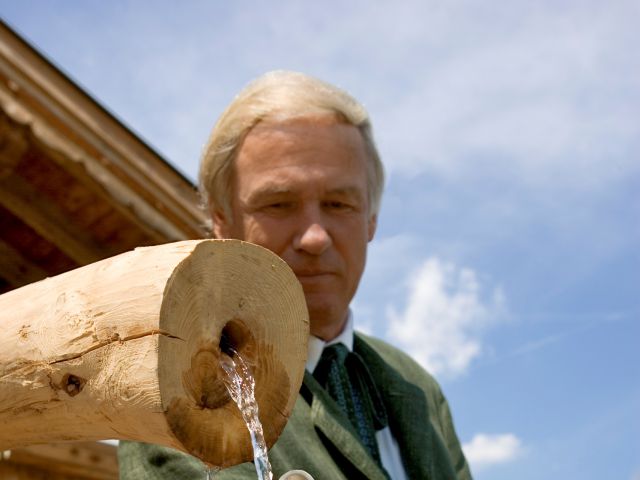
[188, 319, 255, 410]
[219, 328, 236, 358]
[61, 374, 86, 397]
[218, 320, 251, 359]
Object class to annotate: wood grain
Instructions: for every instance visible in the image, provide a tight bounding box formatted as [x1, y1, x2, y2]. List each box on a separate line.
[0, 239, 309, 467]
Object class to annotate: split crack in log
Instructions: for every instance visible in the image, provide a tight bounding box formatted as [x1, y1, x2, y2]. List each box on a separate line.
[47, 329, 185, 366]
[0, 329, 186, 383]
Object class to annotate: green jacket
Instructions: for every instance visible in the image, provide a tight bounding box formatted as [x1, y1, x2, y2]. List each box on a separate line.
[118, 333, 472, 479]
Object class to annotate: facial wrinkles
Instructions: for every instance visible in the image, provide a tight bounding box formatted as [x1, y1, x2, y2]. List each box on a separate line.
[229, 117, 373, 209]
[222, 118, 373, 340]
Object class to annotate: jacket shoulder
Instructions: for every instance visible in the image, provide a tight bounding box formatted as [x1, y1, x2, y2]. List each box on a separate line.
[355, 332, 443, 395]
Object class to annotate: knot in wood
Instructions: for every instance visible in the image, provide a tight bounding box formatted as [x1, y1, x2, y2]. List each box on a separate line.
[61, 374, 86, 397]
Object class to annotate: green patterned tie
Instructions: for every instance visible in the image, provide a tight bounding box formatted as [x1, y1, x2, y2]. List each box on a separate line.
[313, 343, 389, 475]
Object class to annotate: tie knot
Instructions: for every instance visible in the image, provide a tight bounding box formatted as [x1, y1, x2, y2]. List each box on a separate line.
[313, 343, 349, 386]
[322, 342, 349, 365]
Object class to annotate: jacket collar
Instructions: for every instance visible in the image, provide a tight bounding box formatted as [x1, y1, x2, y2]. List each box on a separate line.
[302, 370, 388, 480]
[353, 334, 434, 479]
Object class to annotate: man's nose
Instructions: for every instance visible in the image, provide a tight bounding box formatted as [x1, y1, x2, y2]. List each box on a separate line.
[293, 219, 332, 256]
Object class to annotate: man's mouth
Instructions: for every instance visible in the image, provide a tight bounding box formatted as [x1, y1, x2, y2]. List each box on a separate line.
[296, 272, 331, 278]
[294, 269, 335, 279]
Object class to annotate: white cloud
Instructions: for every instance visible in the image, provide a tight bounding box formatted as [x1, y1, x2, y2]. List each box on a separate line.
[463, 433, 523, 470]
[386, 257, 505, 378]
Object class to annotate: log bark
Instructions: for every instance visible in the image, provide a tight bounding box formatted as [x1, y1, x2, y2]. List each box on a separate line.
[0, 239, 309, 467]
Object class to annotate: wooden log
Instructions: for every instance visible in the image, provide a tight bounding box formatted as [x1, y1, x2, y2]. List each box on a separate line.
[0, 239, 309, 468]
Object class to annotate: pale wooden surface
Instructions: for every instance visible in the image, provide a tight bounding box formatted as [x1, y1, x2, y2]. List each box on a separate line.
[0, 239, 309, 468]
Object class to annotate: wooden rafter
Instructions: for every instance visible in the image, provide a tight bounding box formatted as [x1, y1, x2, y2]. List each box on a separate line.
[0, 20, 208, 242]
[0, 173, 116, 264]
[0, 238, 48, 288]
[2, 442, 118, 480]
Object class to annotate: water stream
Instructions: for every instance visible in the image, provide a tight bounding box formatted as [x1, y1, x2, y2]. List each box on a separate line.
[214, 349, 273, 480]
[206, 467, 220, 480]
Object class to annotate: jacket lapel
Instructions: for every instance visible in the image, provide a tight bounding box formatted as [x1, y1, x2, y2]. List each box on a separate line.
[302, 371, 389, 480]
[354, 334, 435, 479]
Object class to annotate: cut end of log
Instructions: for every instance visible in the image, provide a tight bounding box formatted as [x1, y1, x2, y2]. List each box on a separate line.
[157, 240, 308, 467]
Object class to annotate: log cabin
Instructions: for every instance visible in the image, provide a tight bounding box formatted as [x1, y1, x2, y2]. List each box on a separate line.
[0, 19, 208, 479]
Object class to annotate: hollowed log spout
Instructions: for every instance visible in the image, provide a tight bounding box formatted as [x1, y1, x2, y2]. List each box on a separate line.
[0, 239, 309, 468]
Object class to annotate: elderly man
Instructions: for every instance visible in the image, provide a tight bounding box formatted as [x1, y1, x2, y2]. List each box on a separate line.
[119, 71, 471, 480]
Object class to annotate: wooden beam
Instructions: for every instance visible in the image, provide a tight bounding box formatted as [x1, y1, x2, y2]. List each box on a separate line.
[0, 109, 28, 179]
[4, 442, 117, 480]
[0, 240, 309, 468]
[0, 78, 198, 244]
[0, 173, 116, 264]
[0, 22, 208, 240]
[0, 238, 48, 287]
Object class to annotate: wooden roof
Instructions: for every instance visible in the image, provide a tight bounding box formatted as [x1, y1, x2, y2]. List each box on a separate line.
[0, 19, 208, 295]
[0, 19, 209, 479]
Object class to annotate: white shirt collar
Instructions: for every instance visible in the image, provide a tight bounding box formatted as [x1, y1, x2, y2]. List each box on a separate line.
[306, 310, 354, 373]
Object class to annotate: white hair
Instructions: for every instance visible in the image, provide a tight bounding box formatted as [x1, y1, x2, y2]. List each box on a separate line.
[198, 70, 385, 229]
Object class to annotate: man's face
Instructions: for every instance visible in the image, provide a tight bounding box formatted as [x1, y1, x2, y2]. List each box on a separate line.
[212, 116, 377, 340]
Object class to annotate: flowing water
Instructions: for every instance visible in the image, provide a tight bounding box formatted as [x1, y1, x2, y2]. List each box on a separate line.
[206, 467, 220, 480]
[216, 350, 273, 480]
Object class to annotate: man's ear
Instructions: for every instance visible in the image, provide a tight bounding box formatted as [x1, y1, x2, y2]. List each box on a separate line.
[211, 208, 231, 239]
[367, 214, 377, 242]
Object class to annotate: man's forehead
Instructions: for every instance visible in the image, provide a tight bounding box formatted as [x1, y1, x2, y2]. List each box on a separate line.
[231, 114, 370, 203]
[235, 117, 367, 168]
[244, 115, 360, 146]
[247, 182, 365, 198]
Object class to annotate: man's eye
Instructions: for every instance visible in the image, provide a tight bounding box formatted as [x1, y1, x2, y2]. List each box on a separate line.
[262, 202, 293, 212]
[326, 201, 352, 210]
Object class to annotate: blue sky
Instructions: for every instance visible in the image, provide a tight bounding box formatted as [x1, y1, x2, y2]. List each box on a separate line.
[2, 1, 638, 478]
